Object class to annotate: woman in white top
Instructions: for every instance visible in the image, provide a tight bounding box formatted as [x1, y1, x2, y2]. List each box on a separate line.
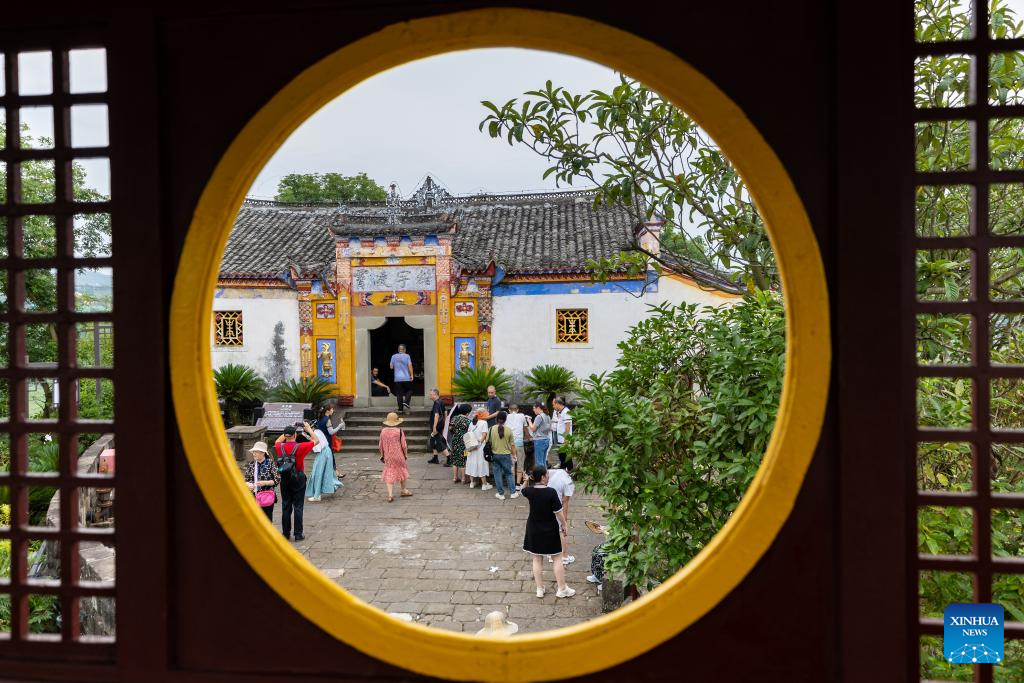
[465, 409, 493, 490]
[305, 427, 341, 502]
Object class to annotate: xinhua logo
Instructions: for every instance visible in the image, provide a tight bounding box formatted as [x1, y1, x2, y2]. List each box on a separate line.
[944, 603, 1004, 664]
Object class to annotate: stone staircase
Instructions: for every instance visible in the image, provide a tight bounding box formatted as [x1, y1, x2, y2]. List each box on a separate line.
[340, 406, 435, 457]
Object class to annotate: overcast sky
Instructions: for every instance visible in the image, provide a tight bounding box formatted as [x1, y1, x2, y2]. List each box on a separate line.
[248, 48, 620, 199]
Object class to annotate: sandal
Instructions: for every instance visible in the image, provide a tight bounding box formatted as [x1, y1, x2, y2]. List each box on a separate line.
[387, 496, 394, 503]
[401, 491, 413, 497]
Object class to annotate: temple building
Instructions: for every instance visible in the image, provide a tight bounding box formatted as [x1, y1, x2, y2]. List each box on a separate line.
[214, 176, 738, 405]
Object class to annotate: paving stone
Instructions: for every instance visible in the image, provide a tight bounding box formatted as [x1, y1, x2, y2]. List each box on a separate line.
[289, 424, 609, 635]
[421, 602, 456, 616]
[374, 590, 417, 602]
[508, 603, 556, 619]
[386, 602, 424, 613]
[413, 590, 454, 603]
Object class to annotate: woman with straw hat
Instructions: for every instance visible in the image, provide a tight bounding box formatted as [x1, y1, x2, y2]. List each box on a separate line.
[475, 611, 519, 637]
[244, 441, 280, 522]
[379, 412, 412, 503]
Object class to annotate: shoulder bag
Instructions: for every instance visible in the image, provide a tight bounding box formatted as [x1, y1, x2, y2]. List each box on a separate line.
[463, 426, 480, 451]
[254, 460, 276, 507]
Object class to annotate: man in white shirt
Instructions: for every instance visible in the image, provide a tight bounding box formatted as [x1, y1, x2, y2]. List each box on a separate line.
[546, 467, 576, 565]
[550, 397, 573, 470]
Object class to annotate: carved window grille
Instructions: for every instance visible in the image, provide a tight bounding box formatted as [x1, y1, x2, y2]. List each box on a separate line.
[214, 311, 243, 347]
[555, 308, 588, 344]
[0, 41, 116, 652]
[912, 1, 1024, 679]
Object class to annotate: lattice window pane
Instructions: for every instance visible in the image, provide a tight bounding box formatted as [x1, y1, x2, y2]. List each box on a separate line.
[555, 308, 588, 344]
[0, 42, 115, 649]
[912, 1, 1024, 678]
[214, 310, 244, 347]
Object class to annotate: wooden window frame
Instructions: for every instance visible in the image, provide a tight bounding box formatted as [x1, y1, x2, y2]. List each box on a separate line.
[212, 310, 243, 347]
[911, 3, 1024, 680]
[554, 307, 589, 345]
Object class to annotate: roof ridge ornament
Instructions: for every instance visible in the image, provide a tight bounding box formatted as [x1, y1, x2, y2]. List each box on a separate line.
[385, 182, 402, 224]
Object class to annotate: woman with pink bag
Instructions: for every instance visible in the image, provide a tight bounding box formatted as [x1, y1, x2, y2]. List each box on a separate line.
[245, 441, 280, 522]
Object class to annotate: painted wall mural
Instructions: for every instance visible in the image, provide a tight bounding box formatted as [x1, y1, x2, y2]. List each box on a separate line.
[357, 291, 433, 307]
[315, 338, 337, 384]
[454, 336, 477, 371]
[454, 300, 475, 317]
[315, 303, 336, 318]
[351, 265, 435, 292]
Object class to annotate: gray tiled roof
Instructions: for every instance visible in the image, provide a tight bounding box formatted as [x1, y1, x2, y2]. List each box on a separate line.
[448, 196, 635, 272]
[222, 182, 641, 277]
[220, 205, 336, 277]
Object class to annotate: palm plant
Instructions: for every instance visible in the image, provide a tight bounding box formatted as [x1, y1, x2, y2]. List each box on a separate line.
[523, 364, 578, 412]
[271, 377, 333, 404]
[213, 363, 265, 426]
[451, 366, 513, 401]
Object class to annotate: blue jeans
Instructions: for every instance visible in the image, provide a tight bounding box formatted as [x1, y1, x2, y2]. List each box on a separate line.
[492, 454, 513, 495]
[532, 439, 550, 472]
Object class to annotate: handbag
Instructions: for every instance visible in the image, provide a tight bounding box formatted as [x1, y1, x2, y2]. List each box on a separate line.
[463, 429, 480, 450]
[253, 461, 275, 507]
[331, 434, 343, 452]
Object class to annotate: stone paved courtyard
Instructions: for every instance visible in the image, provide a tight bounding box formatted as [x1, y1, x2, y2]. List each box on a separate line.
[278, 407, 608, 634]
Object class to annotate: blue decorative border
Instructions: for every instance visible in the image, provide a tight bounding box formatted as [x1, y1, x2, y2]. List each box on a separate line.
[492, 272, 656, 297]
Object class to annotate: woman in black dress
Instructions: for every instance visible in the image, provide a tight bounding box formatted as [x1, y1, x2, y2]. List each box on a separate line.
[522, 465, 575, 599]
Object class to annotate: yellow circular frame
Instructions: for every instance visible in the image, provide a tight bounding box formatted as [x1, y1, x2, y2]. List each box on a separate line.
[170, 8, 830, 682]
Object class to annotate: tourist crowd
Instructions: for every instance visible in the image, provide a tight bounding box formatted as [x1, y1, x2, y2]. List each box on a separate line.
[242, 380, 582, 601]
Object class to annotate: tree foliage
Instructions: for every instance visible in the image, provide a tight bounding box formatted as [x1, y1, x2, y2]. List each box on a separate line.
[480, 80, 775, 292]
[909, 2, 1024, 680]
[274, 172, 387, 203]
[0, 123, 110, 421]
[564, 293, 784, 590]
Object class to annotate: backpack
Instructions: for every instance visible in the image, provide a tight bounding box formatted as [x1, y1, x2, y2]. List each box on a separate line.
[276, 442, 300, 481]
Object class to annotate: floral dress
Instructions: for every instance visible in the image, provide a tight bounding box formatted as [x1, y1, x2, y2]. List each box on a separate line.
[447, 414, 470, 468]
[379, 427, 409, 484]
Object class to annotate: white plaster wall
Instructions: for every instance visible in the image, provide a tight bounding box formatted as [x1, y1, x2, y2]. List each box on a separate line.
[650, 274, 741, 310]
[492, 277, 737, 378]
[211, 288, 301, 381]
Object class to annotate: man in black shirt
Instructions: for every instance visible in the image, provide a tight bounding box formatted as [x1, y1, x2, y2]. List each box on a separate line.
[484, 384, 503, 428]
[370, 367, 392, 397]
[427, 388, 448, 465]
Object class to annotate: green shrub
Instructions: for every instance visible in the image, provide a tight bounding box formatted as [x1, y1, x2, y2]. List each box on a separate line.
[271, 377, 332, 404]
[522, 364, 577, 411]
[565, 293, 785, 590]
[213, 363, 265, 426]
[451, 366, 513, 401]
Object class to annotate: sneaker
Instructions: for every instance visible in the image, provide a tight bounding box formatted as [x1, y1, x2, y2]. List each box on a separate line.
[427, 457, 439, 464]
[545, 555, 553, 563]
[294, 535, 305, 541]
[470, 481, 477, 489]
[495, 492, 505, 500]
[556, 586, 576, 599]
[562, 555, 576, 565]
[536, 587, 545, 598]
[307, 496, 321, 502]
[481, 483, 493, 491]
[586, 575, 600, 584]
[510, 491, 521, 499]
